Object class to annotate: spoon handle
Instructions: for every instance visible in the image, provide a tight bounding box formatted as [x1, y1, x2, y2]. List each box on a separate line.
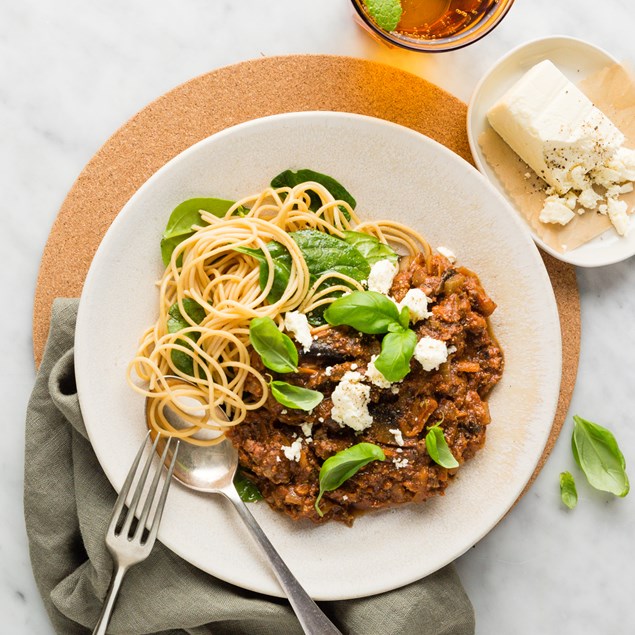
[223, 486, 342, 635]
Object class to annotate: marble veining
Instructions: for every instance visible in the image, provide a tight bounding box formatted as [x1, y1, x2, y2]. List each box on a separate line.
[1, 1, 634, 633]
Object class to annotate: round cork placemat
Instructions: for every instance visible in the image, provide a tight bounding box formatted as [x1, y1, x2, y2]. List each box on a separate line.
[33, 55, 580, 489]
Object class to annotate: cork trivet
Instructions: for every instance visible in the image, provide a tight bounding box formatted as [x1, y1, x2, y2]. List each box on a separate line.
[32, 55, 580, 491]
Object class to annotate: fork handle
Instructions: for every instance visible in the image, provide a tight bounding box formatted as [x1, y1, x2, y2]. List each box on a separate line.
[93, 564, 128, 635]
[223, 486, 342, 635]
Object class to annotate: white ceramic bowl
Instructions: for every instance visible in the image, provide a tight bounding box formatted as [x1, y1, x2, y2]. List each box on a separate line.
[76, 111, 561, 600]
[468, 35, 635, 267]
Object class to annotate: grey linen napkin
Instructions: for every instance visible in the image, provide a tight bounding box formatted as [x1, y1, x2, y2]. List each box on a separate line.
[24, 298, 475, 635]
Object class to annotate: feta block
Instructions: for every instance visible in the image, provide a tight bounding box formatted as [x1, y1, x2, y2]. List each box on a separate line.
[539, 195, 576, 226]
[367, 259, 399, 295]
[606, 197, 630, 236]
[330, 371, 373, 431]
[284, 311, 312, 352]
[487, 60, 624, 195]
[414, 336, 448, 372]
[398, 288, 432, 323]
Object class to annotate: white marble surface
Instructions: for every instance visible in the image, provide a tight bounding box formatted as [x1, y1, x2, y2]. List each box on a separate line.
[1, 1, 634, 633]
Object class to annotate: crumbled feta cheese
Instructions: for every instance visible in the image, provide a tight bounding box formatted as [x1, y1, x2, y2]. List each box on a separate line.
[398, 288, 432, 322]
[284, 311, 312, 352]
[447, 345, 457, 354]
[606, 197, 630, 236]
[391, 385, 400, 395]
[389, 428, 404, 447]
[393, 457, 409, 469]
[281, 409, 287, 415]
[367, 259, 399, 295]
[350, 363, 358, 370]
[606, 182, 634, 198]
[281, 438, 303, 462]
[276, 455, 281, 463]
[539, 195, 576, 226]
[301, 422, 313, 437]
[330, 371, 373, 431]
[325, 366, 333, 377]
[318, 416, 325, 423]
[577, 187, 602, 210]
[436, 246, 456, 263]
[414, 336, 448, 372]
[396, 447, 403, 453]
[342, 495, 348, 501]
[365, 354, 391, 389]
[563, 191, 578, 210]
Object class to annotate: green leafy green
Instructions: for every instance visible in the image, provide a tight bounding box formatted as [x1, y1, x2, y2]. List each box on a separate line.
[167, 299, 206, 375]
[160, 198, 236, 266]
[249, 317, 298, 374]
[363, 0, 403, 32]
[234, 470, 263, 502]
[324, 290, 401, 334]
[342, 231, 398, 265]
[235, 241, 292, 303]
[271, 169, 356, 213]
[559, 471, 578, 509]
[426, 421, 459, 469]
[315, 443, 386, 516]
[374, 329, 417, 382]
[398, 306, 410, 330]
[571, 415, 629, 497]
[269, 381, 324, 411]
[292, 230, 370, 283]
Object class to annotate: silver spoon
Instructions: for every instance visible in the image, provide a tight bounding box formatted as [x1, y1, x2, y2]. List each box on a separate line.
[145, 380, 342, 635]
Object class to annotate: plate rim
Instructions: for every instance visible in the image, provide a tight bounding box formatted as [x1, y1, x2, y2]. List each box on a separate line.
[76, 110, 562, 599]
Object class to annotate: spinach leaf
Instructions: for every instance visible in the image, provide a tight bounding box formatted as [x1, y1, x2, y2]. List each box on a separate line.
[271, 169, 356, 213]
[315, 443, 385, 516]
[234, 469, 264, 502]
[342, 231, 398, 265]
[249, 317, 298, 374]
[374, 328, 417, 382]
[270, 381, 323, 411]
[291, 230, 370, 283]
[167, 299, 206, 375]
[235, 241, 292, 303]
[161, 198, 236, 266]
[426, 421, 459, 469]
[324, 290, 401, 334]
[571, 415, 629, 497]
[363, 0, 403, 31]
[559, 471, 578, 509]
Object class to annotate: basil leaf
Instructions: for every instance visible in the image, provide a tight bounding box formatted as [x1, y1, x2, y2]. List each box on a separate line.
[249, 317, 298, 373]
[374, 329, 417, 382]
[426, 425, 459, 469]
[559, 471, 578, 509]
[315, 443, 385, 516]
[342, 231, 398, 265]
[270, 381, 323, 411]
[271, 169, 356, 213]
[398, 306, 410, 330]
[571, 415, 629, 497]
[324, 290, 401, 334]
[291, 230, 370, 283]
[363, 0, 403, 31]
[234, 469, 264, 502]
[161, 198, 237, 266]
[235, 241, 292, 303]
[167, 299, 206, 375]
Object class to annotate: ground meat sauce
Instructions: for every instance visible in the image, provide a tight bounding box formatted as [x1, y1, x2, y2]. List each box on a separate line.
[226, 252, 504, 525]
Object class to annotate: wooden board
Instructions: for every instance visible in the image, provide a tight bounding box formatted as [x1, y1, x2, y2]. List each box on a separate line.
[32, 55, 580, 487]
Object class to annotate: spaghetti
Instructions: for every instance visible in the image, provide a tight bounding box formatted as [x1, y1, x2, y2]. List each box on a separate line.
[128, 181, 432, 445]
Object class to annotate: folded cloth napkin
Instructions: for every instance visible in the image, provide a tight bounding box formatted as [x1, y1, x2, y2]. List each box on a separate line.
[25, 298, 475, 635]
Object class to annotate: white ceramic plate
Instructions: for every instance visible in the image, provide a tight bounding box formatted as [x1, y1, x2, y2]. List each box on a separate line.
[468, 35, 635, 267]
[76, 111, 561, 600]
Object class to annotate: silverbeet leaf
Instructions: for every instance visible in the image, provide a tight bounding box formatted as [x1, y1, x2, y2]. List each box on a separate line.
[559, 471, 578, 510]
[315, 443, 385, 517]
[269, 381, 323, 411]
[167, 299, 206, 375]
[571, 415, 629, 497]
[249, 317, 298, 374]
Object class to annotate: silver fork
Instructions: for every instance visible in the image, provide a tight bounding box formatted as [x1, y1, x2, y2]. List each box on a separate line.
[93, 431, 180, 635]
